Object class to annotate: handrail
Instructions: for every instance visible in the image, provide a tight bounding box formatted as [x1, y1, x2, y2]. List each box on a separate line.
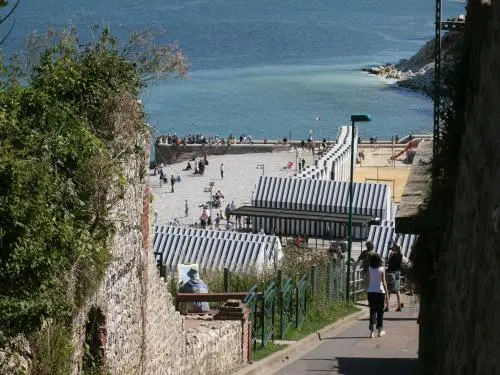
[175, 292, 262, 310]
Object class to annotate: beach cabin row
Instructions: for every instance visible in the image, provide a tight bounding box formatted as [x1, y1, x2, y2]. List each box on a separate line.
[295, 125, 357, 181]
[251, 176, 392, 240]
[367, 224, 419, 259]
[153, 226, 283, 275]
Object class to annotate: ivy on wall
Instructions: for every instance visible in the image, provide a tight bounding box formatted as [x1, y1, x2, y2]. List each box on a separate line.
[0, 25, 187, 372]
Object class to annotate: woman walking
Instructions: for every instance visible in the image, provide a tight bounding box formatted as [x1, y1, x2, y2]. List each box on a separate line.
[367, 253, 389, 338]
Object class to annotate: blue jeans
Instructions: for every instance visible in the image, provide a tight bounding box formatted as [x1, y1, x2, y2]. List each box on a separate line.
[368, 292, 385, 330]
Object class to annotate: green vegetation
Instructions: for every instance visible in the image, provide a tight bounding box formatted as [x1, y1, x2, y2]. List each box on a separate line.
[252, 342, 288, 361]
[284, 303, 358, 341]
[0, 24, 187, 373]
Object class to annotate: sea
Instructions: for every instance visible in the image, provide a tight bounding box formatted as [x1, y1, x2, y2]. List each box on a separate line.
[2, 0, 465, 141]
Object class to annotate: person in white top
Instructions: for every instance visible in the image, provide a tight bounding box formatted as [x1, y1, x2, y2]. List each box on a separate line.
[367, 252, 389, 338]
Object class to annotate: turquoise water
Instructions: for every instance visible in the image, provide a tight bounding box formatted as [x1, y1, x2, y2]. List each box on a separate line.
[3, 0, 465, 140]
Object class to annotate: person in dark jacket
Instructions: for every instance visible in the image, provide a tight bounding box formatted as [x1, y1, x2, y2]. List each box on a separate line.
[386, 242, 403, 311]
[170, 175, 175, 193]
[179, 268, 209, 313]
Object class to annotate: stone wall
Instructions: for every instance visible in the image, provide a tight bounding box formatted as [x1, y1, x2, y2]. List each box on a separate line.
[72, 134, 246, 374]
[184, 321, 243, 375]
[154, 143, 291, 165]
[421, 2, 500, 374]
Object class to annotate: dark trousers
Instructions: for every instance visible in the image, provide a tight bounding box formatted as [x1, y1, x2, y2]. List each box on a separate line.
[368, 292, 385, 330]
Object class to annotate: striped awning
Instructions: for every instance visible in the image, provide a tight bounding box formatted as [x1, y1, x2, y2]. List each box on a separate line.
[367, 225, 419, 259]
[252, 176, 392, 220]
[153, 226, 282, 274]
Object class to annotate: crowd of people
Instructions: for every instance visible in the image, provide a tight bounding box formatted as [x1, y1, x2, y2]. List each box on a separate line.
[156, 133, 243, 147]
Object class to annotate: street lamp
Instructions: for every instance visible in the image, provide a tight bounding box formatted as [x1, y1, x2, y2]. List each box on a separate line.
[346, 114, 372, 302]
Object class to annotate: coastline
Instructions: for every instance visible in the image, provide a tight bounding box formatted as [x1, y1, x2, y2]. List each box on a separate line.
[362, 31, 463, 97]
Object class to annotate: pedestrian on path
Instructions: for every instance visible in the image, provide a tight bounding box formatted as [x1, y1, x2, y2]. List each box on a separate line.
[367, 253, 389, 338]
[220, 163, 224, 179]
[386, 242, 403, 312]
[185, 200, 189, 217]
[356, 241, 375, 289]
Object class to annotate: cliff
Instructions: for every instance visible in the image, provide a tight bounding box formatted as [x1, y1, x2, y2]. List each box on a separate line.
[363, 32, 463, 97]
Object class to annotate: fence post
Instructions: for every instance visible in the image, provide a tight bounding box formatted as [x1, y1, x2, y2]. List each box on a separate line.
[224, 268, 230, 292]
[333, 262, 338, 302]
[276, 270, 282, 339]
[260, 291, 265, 348]
[295, 283, 299, 328]
[326, 262, 331, 305]
[310, 265, 316, 299]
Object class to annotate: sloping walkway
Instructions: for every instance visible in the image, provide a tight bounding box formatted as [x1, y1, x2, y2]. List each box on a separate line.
[274, 297, 419, 375]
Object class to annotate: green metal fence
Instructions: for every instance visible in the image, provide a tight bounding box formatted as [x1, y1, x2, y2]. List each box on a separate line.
[243, 285, 259, 349]
[241, 259, 349, 348]
[295, 273, 308, 328]
[261, 282, 276, 347]
[279, 277, 294, 339]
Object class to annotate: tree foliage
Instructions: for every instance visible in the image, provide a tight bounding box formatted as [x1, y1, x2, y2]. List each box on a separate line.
[0, 25, 187, 340]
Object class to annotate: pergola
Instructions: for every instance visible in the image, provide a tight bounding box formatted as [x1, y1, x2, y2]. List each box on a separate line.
[232, 205, 379, 239]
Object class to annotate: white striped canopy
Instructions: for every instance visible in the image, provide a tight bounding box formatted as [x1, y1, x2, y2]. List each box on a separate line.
[252, 176, 392, 220]
[153, 225, 282, 274]
[367, 225, 418, 259]
[295, 125, 356, 181]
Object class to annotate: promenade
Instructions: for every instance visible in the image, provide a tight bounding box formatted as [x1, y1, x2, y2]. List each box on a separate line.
[273, 297, 419, 375]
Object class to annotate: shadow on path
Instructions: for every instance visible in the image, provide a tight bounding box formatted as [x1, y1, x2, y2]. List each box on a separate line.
[337, 357, 418, 375]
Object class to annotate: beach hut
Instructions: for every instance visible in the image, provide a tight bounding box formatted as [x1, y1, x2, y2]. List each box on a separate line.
[366, 224, 419, 259]
[153, 225, 282, 275]
[249, 176, 392, 239]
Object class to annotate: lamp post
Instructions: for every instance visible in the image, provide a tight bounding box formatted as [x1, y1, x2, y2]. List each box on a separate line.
[346, 114, 372, 302]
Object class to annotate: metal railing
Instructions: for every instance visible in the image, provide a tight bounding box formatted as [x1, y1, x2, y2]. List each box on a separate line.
[243, 285, 259, 349]
[242, 260, 349, 348]
[295, 273, 308, 328]
[261, 282, 276, 347]
[279, 278, 294, 339]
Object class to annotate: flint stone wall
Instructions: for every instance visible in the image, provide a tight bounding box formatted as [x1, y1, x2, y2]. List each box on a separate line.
[72, 137, 244, 375]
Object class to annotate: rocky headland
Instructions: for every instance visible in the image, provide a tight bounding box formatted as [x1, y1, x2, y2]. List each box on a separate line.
[363, 32, 462, 97]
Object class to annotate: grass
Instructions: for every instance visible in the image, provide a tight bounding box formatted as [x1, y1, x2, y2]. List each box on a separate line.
[252, 342, 288, 361]
[284, 302, 359, 341]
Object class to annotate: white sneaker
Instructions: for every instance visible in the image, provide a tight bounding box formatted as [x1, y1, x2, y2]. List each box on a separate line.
[369, 330, 375, 338]
[378, 329, 386, 337]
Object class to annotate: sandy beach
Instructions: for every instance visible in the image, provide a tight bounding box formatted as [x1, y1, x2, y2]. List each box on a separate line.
[149, 145, 411, 227]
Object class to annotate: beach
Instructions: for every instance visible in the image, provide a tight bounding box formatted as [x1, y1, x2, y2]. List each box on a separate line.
[150, 145, 411, 228]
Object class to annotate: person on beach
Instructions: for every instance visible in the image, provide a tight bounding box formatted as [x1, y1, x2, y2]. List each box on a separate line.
[220, 163, 224, 179]
[367, 252, 389, 338]
[170, 175, 175, 193]
[385, 242, 403, 312]
[200, 208, 208, 229]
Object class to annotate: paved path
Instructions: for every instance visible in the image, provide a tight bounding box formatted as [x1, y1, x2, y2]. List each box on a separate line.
[274, 300, 419, 375]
